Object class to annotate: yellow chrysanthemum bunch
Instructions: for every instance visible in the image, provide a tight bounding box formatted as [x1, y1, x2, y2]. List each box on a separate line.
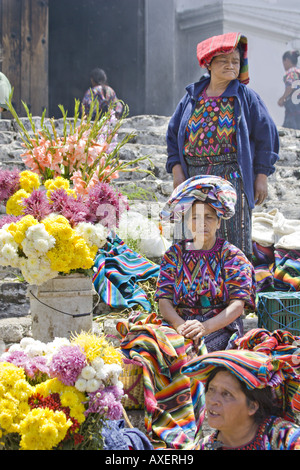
[0, 362, 34, 434]
[71, 332, 123, 366]
[42, 215, 97, 272]
[6, 189, 30, 216]
[6, 171, 41, 216]
[7, 215, 38, 244]
[34, 378, 86, 425]
[19, 407, 71, 450]
[44, 176, 77, 200]
[19, 170, 40, 193]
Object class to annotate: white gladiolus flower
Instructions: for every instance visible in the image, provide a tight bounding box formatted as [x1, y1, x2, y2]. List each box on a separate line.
[81, 365, 96, 380]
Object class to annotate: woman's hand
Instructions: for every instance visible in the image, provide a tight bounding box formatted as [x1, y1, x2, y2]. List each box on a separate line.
[254, 173, 268, 206]
[177, 320, 206, 349]
[172, 164, 186, 189]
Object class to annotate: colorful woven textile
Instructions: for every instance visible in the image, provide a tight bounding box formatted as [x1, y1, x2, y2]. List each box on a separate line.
[233, 328, 300, 421]
[92, 235, 159, 311]
[160, 175, 237, 222]
[252, 243, 300, 292]
[196, 32, 249, 84]
[274, 248, 300, 291]
[116, 311, 206, 450]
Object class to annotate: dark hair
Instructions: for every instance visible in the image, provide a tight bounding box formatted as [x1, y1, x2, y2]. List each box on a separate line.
[282, 50, 300, 66]
[90, 68, 107, 85]
[205, 367, 283, 424]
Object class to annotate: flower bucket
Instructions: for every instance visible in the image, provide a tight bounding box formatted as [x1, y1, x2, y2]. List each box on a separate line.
[27, 273, 95, 342]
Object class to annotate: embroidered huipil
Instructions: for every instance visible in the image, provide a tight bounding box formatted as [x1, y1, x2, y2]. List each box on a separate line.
[183, 92, 237, 158]
[154, 238, 256, 316]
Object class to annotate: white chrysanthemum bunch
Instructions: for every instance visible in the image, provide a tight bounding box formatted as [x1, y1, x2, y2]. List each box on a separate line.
[74, 357, 123, 394]
[5, 336, 71, 361]
[74, 222, 108, 248]
[21, 223, 56, 257]
[0, 228, 19, 267]
[19, 256, 58, 285]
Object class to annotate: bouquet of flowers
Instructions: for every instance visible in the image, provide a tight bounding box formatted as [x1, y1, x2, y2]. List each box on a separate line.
[8, 95, 150, 196]
[0, 332, 125, 450]
[0, 95, 150, 285]
[0, 170, 128, 284]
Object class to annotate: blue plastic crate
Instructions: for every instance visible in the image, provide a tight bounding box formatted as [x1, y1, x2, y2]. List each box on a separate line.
[257, 291, 300, 334]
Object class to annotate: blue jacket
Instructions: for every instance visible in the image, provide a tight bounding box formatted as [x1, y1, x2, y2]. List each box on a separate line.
[166, 77, 280, 209]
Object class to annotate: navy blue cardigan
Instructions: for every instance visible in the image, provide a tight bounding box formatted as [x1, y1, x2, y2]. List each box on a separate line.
[166, 77, 280, 209]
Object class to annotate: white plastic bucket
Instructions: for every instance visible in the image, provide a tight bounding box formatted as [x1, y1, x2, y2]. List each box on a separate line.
[27, 274, 95, 342]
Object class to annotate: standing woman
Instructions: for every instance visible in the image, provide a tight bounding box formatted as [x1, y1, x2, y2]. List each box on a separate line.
[278, 50, 300, 130]
[166, 32, 279, 259]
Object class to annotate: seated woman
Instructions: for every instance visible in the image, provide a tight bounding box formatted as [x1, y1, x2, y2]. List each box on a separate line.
[117, 176, 256, 449]
[182, 348, 300, 450]
[157, 175, 256, 352]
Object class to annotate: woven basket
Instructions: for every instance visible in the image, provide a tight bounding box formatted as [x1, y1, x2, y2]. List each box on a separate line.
[120, 358, 144, 410]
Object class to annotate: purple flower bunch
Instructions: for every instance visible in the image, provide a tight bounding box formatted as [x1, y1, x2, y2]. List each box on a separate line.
[0, 168, 20, 203]
[13, 181, 129, 230]
[1, 350, 49, 380]
[85, 385, 123, 420]
[49, 345, 87, 386]
[0, 214, 22, 229]
[87, 182, 129, 228]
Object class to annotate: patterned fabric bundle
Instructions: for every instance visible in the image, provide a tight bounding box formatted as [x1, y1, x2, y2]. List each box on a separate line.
[274, 248, 300, 291]
[182, 328, 300, 422]
[116, 311, 206, 450]
[93, 235, 159, 311]
[252, 242, 300, 292]
[160, 175, 237, 223]
[196, 32, 249, 84]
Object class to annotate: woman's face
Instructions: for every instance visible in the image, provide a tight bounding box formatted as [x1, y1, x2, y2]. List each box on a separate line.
[283, 58, 293, 71]
[186, 201, 220, 249]
[208, 50, 241, 83]
[205, 370, 258, 433]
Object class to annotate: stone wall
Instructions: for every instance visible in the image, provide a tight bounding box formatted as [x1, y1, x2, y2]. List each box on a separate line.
[0, 114, 300, 215]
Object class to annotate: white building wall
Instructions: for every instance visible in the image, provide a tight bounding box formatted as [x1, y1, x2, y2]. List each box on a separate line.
[144, 0, 300, 125]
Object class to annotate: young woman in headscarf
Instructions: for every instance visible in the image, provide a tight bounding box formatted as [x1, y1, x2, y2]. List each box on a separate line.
[182, 331, 300, 450]
[157, 174, 256, 353]
[166, 32, 279, 259]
